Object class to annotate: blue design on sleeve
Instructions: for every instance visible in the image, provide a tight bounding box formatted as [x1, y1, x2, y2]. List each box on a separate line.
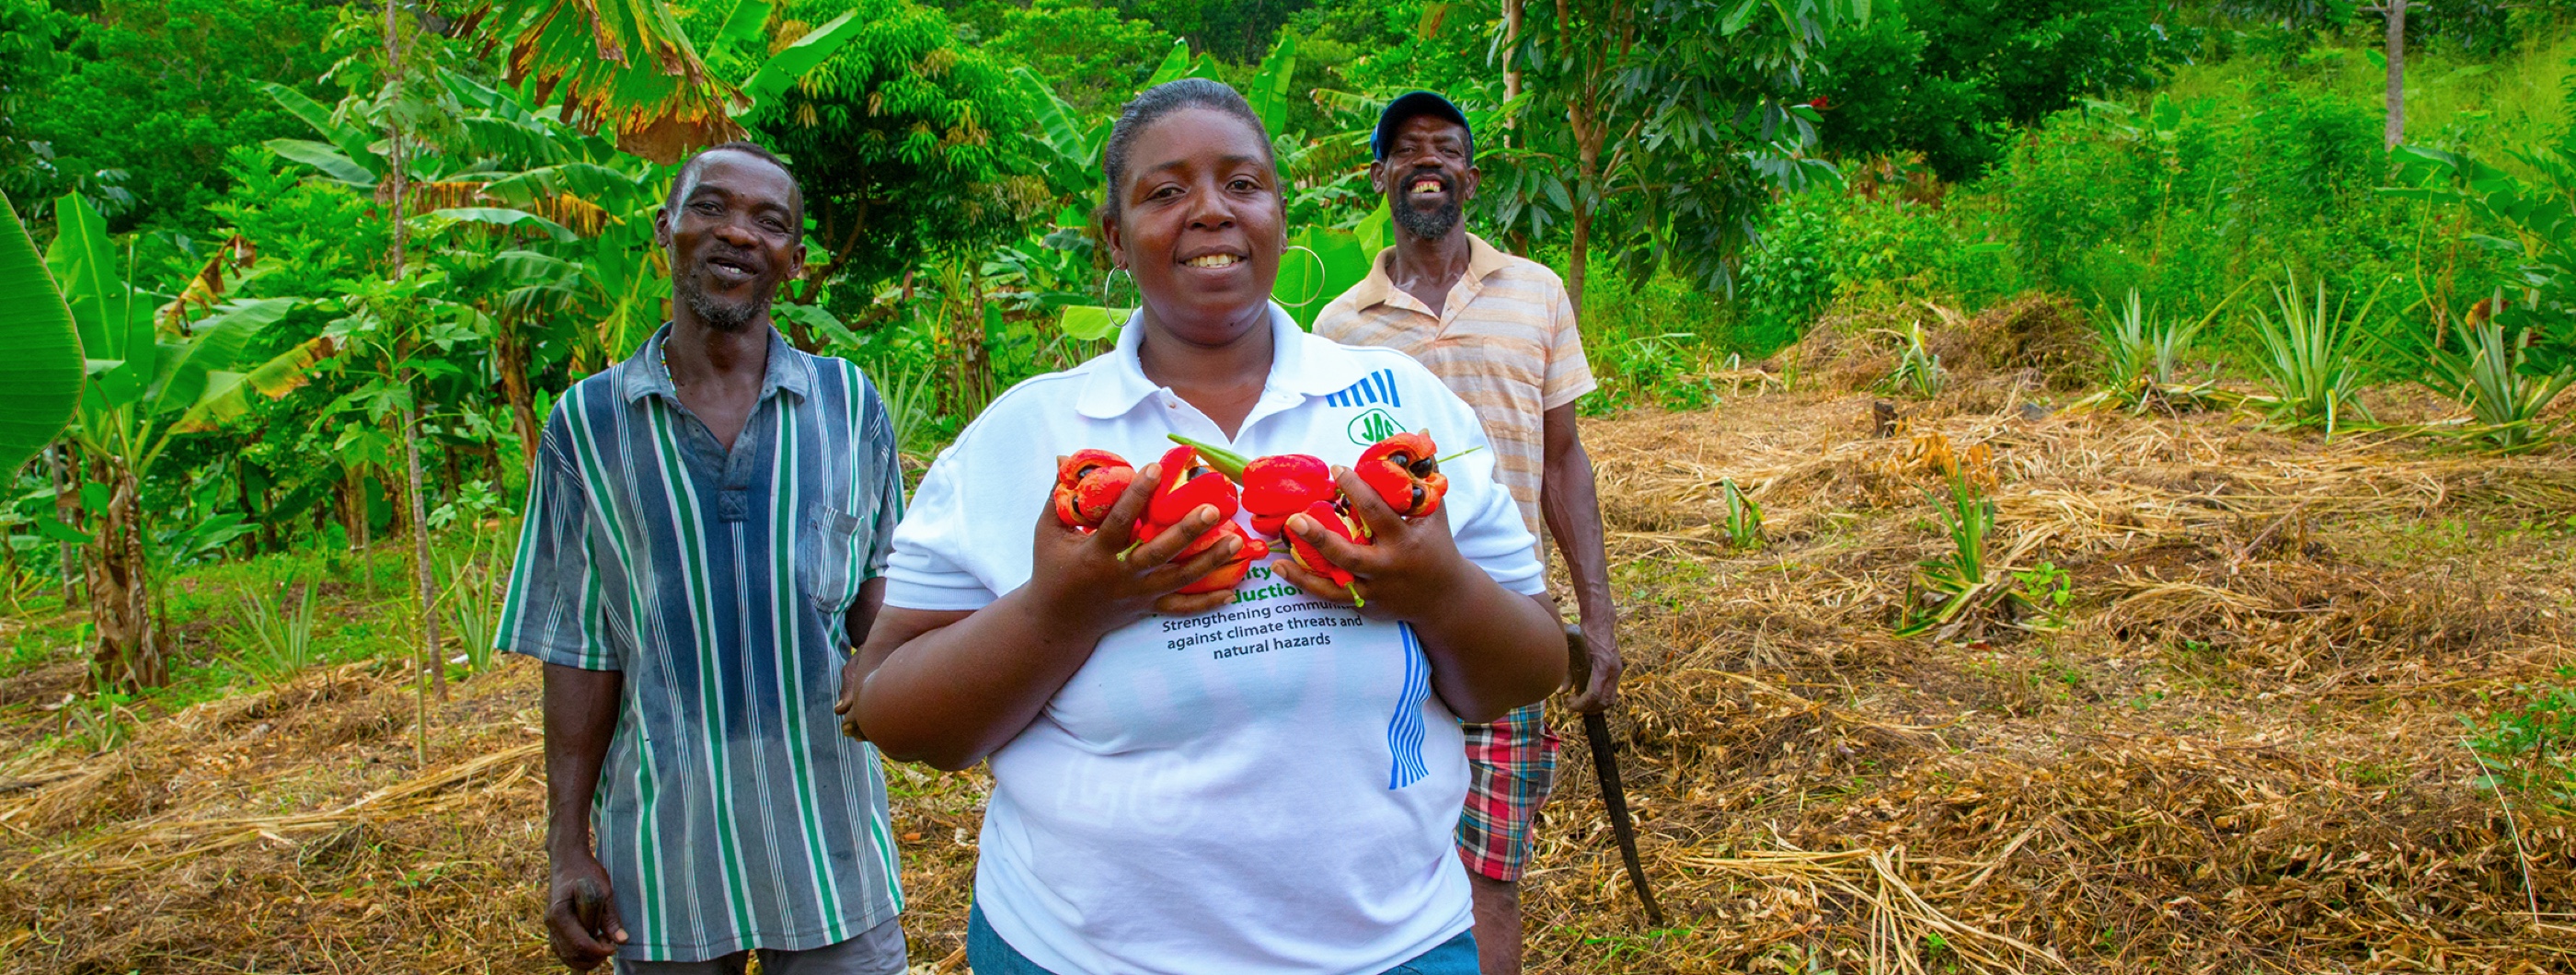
[1386, 622, 1431, 789]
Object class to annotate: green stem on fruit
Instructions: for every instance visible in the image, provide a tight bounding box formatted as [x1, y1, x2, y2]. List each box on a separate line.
[1167, 433, 1252, 480]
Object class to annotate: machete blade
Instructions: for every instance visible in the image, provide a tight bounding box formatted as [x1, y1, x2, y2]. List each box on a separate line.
[1568, 624, 1665, 928]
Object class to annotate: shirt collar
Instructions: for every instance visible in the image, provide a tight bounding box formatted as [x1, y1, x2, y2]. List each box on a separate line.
[616, 323, 814, 405]
[1075, 303, 1374, 419]
[1344, 232, 1512, 314]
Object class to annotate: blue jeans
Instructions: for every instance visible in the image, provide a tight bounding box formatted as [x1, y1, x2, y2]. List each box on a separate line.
[966, 905, 1479, 975]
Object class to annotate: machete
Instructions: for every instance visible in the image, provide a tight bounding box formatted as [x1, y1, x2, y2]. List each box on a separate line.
[1567, 623, 1665, 927]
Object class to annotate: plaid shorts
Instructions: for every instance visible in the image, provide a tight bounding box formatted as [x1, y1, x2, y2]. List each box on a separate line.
[1455, 701, 1560, 882]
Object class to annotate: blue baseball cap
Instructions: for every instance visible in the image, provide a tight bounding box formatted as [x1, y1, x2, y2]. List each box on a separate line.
[1372, 91, 1471, 161]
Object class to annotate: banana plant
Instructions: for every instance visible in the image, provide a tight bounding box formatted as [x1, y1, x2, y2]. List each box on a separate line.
[0, 191, 86, 478]
[45, 192, 334, 689]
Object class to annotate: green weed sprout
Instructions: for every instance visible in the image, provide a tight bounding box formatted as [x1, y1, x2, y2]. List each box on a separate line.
[1873, 320, 1947, 399]
[1898, 474, 2067, 640]
[2464, 666, 2576, 811]
[59, 675, 139, 754]
[2009, 561, 2073, 630]
[1719, 477, 1764, 550]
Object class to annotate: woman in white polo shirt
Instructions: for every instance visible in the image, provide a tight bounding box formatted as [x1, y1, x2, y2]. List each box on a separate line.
[834, 79, 1567, 975]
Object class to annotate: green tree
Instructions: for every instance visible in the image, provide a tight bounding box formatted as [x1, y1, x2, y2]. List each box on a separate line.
[7, 0, 357, 229]
[949, 0, 1176, 115]
[704, 0, 1050, 317]
[1493, 0, 1866, 310]
[1810, 0, 2187, 180]
[459, 0, 744, 162]
[1118, 0, 1310, 63]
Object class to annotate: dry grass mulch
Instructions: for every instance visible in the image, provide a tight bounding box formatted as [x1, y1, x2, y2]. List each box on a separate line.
[6, 312, 2576, 971]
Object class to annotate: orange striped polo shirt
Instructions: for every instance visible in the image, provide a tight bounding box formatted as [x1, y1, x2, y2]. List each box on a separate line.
[1313, 234, 1596, 533]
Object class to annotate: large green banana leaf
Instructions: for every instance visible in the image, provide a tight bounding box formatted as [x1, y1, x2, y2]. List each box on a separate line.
[0, 190, 86, 473]
[1243, 33, 1300, 137]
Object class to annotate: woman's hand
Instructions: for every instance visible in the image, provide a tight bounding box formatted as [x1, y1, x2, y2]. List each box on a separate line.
[1031, 461, 1245, 632]
[1271, 466, 1477, 622]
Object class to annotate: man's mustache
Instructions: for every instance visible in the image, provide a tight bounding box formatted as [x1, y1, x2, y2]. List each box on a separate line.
[695, 245, 766, 275]
[1403, 168, 1452, 192]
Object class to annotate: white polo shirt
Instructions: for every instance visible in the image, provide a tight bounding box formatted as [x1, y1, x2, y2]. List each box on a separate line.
[883, 304, 1544, 975]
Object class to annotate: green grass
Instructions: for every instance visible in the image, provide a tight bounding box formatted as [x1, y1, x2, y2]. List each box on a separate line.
[2, 618, 78, 678]
[2162, 29, 2576, 174]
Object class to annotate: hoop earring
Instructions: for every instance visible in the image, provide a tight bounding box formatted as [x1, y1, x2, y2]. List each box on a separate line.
[1100, 266, 1133, 307]
[1282, 245, 1327, 307]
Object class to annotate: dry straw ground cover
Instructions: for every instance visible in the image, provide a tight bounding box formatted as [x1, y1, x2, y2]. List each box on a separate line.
[3, 299, 2574, 972]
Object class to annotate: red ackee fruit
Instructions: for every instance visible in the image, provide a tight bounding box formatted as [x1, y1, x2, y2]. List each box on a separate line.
[1172, 521, 1270, 594]
[1166, 435, 1335, 538]
[1136, 444, 1241, 545]
[1240, 453, 1335, 537]
[1355, 431, 1449, 518]
[1052, 449, 1134, 531]
[1285, 499, 1368, 599]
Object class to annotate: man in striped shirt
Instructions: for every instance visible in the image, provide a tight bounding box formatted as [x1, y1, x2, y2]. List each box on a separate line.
[1313, 93, 1620, 975]
[499, 143, 910, 974]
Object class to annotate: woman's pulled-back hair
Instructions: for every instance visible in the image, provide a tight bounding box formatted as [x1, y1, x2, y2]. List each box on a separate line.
[1097, 77, 1273, 224]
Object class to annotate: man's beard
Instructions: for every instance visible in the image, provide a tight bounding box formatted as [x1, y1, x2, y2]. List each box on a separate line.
[1392, 177, 1463, 240]
[677, 267, 767, 333]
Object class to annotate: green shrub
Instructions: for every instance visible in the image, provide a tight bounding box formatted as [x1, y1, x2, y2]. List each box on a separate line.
[2370, 295, 2576, 450]
[220, 579, 319, 688]
[1897, 473, 1997, 640]
[2082, 283, 2248, 414]
[2248, 273, 2378, 441]
[1738, 198, 1840, 352]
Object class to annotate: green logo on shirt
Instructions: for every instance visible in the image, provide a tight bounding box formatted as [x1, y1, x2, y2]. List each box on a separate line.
[1348, 407, 1402, 445]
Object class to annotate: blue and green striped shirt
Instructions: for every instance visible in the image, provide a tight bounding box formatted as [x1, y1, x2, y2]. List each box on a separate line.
[498, 325, 907, 962]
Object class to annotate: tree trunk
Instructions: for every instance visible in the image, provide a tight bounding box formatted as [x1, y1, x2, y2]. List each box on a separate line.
[236, 458, 259, 558]
[496, 317, 540, 477]
[1502, 0, 1523, 131]
[405, 396, 446, 702]
[384, 0, 408, 279]
[1568, 105, 1603, 317]
[441, 434, 461, 500]
[50, 445, 77, 608]
[86, 455, 160, 690]
[1559, 0, 1604, 317]
[346, 468, 374, 596]
[2383, 0, 2407, 149]
[942, 263, 995, 416]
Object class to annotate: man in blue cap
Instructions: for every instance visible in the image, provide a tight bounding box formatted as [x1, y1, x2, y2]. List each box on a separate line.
[1313, 91, 1623, 975]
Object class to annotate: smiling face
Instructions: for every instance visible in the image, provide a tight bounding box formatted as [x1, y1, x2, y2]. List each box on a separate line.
[1100, 107, 1285, 345]
[655, 149, 806, 333]
[1371, 113, 1478, 243]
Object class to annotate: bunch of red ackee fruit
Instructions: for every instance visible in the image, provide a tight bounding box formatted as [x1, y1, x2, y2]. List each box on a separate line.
[1050, 432, 1452, 601]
